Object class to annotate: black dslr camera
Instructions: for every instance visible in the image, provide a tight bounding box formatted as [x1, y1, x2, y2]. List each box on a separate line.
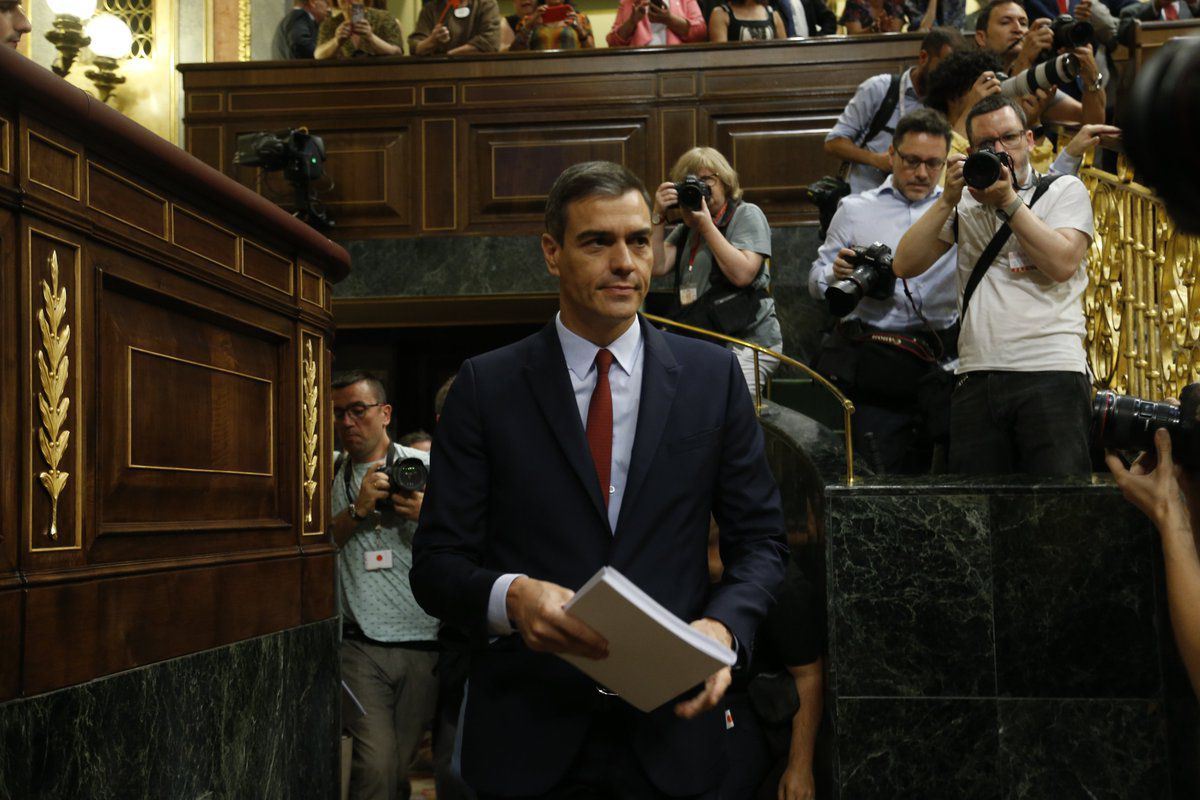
[374, 457, 429, 511]
[675, 175, 713, 212]
[1092, 384, 1200, 469]
[825, 242, 896, 318]
[1050, 13, 1093, 50]
[963, 146, 1019, 191]
[233, 128, 332, 230]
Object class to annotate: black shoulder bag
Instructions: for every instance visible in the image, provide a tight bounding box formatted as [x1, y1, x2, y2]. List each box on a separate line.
[806, 73, 902, 238]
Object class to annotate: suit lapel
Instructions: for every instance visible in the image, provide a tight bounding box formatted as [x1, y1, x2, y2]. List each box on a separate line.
[523, 322, 609, 524]
[615, 318, 679, 535]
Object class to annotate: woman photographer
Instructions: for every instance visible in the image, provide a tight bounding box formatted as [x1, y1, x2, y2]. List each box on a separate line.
[652, 147, 782, 394]
[508, 0, 595, 49]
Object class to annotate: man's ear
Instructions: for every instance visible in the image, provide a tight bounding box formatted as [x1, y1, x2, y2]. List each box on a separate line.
[543, 232, 562, 278]
[380, 403, 393, 428]
[917, 49, 930, 68]
[974, 29, 987, 48]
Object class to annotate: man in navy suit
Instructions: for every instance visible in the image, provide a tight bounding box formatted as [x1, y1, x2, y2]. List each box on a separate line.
[411, 161, 787, 798]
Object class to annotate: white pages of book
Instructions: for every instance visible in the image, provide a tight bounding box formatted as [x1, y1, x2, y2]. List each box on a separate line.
[560, 565, 737, 713]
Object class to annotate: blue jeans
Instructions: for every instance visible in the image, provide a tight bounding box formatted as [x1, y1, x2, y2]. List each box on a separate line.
[949, 370, 1092, 477]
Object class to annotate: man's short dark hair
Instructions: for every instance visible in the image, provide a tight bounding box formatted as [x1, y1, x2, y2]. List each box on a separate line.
[398, 430, 432, 447]
[332, 370, 388, 404]
[893, 108, 953, 151]
[965, 94, 1028, 144]
[924, 49, 1005, 114]
[920, 26, 964, 55]
[544, 161, 651, 243]
[976, 0, 1024, 32]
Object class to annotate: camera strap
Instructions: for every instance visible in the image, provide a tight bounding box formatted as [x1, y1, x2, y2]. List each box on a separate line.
[838, 73, 902, 179]
[672, 199, 740, 295]
[960, 174, 1062, 319]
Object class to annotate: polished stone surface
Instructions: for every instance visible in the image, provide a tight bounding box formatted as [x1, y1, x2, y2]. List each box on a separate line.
[0, 619, 339, 800]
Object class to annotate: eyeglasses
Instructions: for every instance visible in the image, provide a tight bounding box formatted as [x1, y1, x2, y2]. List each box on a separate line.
[694, 174, 720, 188]
[895, 151, 946, 172]
[333, 402, 382, 421]
[972, 130, 1026, 152]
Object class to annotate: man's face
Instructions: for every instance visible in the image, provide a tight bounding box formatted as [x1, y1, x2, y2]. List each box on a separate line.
[889, 132, 949, 202]
[0, 2, 31, 49]
[333, 380, 391, 461]
[968, 106, 1035, 181]
[543, 190, 653, 344]
[975, 2, 1029, 60]
[307, 0, 331, 23]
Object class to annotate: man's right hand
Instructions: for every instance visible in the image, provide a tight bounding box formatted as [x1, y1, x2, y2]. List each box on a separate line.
[1013, 19, 1054, 71]
[506, 577, 609, 658]
[941, 153, 966, 207]
[352, 459, 389, 519]
[965, 71, 1003, 110]
[870, 150, 893, 173]
[832, 248, 858, 280]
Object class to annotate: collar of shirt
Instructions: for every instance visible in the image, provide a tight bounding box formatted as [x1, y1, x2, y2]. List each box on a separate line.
[555, 312, 642, 381]
[900, 67, 920, 107]
[874, 174, 944, 208]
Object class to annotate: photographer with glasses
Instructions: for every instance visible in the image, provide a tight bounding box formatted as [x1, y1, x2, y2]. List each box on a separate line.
[330, 370, 438, 800]
[651, 146, 781, 394]
[809, 109, 959, 475]
[894, 94, 1095, 476]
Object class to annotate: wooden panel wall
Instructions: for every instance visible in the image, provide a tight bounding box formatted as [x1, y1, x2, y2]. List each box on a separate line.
[180, 36, 926, 239]
[1, 85, 343, 701]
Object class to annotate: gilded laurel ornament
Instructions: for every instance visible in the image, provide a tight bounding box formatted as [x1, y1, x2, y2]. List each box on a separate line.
[302, 339, 319, 524]
[36, 251, 71, 541]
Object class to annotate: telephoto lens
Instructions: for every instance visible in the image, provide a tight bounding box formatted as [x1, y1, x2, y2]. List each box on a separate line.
[962, 147, 1016, 190]
[824, 242, 896, 317]
[1091, 384, 1200, 469]
[999, 53, 1080, 97]
[1050, 14, 1093, 49]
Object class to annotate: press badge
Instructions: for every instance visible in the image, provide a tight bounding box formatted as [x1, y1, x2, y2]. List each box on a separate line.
[365, 549, 394, 571]
[680, 287, 698, 306]
[454, 5, 471, 17]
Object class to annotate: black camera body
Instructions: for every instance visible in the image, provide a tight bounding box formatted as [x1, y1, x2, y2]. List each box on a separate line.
[233, 128, 332, 230]
[374, 457, 429, 511]
[963, 146, 1018, 191]
[1050, 14, 1093, 50]
[1092, 384, 1200, 469]
[675, 175, 713, 212]
[825, 241, 896, 318]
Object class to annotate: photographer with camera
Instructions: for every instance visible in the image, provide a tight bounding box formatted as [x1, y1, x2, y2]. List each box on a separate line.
[809, 109, 959, 474]
[330, 370, 439, 800]
[651, 147, 781, 393]
[893, 94, 1095, 476]
[315, 0, 405, 58]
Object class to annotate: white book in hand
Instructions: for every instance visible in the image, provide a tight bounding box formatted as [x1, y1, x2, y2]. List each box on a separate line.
[560, 566, 736, 713]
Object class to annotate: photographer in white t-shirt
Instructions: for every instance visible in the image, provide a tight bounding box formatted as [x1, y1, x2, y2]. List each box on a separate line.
[893, 94, 1096, 476]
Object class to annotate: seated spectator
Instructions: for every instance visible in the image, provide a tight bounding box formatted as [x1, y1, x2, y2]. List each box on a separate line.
[1120, 0, 1196, 19]
[509, 0, 595, 49]
[273, 0, 330, 59]
[775, 0, 838, 36]
[709, 0, 787, 41]
[1, 0, 32, 49]
[840, 0, 906, 34]
[315, 0, 404, 58]
[652, 147, 782, 394]
[500, 0, 536, 49]
[902, 0, 965, 31]
[606, 0, 707, 47]
[410, 0, 502, 55]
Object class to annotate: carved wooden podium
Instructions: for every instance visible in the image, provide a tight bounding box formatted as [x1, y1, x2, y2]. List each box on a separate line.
[0, 46, 350, 702]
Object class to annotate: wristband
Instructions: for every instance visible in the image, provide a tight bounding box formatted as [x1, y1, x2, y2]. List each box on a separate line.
[348, 504, 368, 522]
[997, 195, 1023, 222]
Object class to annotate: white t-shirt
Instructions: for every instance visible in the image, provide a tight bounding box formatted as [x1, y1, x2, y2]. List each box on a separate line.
[938, 174, 1094, 374]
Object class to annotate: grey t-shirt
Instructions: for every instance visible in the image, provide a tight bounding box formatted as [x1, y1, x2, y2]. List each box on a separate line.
[667, 201, 782, 350]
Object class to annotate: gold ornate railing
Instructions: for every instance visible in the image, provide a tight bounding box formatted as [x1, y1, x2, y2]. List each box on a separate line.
[641, 313, 858, 484]
[1078, 148, 1200, 401]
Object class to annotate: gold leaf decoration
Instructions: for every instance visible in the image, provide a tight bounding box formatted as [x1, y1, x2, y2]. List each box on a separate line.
[36, 251, 71, 541]
[301, 338, 319, 524]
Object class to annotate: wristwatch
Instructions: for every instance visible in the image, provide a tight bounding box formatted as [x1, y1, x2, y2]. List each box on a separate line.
[347, 504, 368, 522]
[651, 212, 665, 226]
[1085, 72, 1104, 93]
[996, 195, 1023, 222]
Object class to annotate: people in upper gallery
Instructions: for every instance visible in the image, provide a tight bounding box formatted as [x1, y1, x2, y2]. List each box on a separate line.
[652, 147, 782, 394]
[509, 0, 595, 50]
[0, 1, 32, 49]
[329, 371, 440, 800]
[273, 0, 331, 58]
[973, 0, 1106, 126]
[902, 0, 966, 31]
[1119, 0, 1197, 19]
[500, 0, 536, 49]
[810, 109, 960, 476]
[893, 94, 1096, 476]
[410, 0, 502, 56]
[840, 0, 906, 33]
[708, 0, 787, 41]
[606, 0, 708, 48]
[773, 0, 838, 37]
[315, 0, 405, 58]
[825, 26, 963, 195]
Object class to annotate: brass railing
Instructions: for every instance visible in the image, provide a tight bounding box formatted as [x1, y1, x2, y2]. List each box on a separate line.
[641, 313, 858, 484]
[1077, 148, 1200, 400]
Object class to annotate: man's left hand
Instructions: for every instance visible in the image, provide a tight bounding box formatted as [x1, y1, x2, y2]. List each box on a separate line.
[674, 618, 733, 719]
[391, 490, 423, 521]
[1066, 123, 1121, 157]
[1074, 0, 1093, 21]
[1074, 45, 1100, 84]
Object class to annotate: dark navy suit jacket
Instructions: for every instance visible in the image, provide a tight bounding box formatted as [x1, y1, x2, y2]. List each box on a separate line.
[411, 315, 787, 795]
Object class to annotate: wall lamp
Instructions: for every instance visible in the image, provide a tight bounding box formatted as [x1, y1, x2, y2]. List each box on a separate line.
[44, 0, 97, 76]
[84, 14, 133, 104]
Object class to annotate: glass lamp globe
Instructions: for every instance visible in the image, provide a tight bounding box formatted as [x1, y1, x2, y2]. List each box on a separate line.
[86, 13, 133, 60]
[46, 0, 98, 18]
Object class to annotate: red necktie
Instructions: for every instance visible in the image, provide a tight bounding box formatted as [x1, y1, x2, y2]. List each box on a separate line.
[586, 349, 614, 506]
[1164, 2, 1179, 19]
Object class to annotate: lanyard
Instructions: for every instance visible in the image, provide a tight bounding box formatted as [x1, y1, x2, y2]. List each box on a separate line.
[686, 202, 731, 271]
